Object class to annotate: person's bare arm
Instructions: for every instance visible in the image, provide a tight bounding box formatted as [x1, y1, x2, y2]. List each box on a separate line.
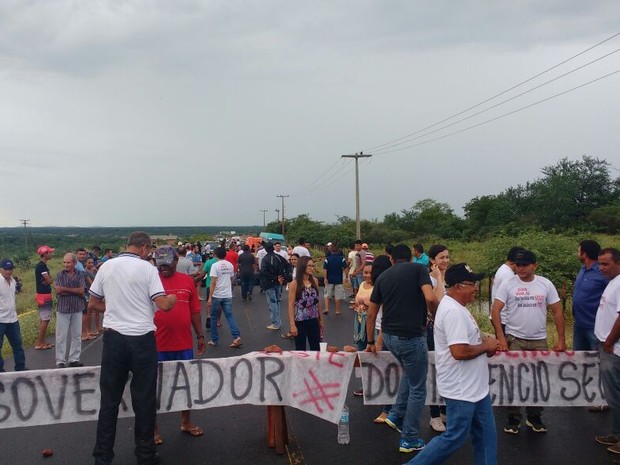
[288, 281, 298, 336]
[450, 336, 499, 360]
[88, 295, 106, 313]
[421, 284, 438, 318]
[365, 301, 379, 353]
[154, 294, 177, 311]
[550, 301, 566, 351]
[490, 299, 508, 350]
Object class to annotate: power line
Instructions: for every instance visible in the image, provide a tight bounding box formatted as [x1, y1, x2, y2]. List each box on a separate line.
[373, 68, 620, 155]
[372, 48, 620, 154]
[364, 32, 620, 153]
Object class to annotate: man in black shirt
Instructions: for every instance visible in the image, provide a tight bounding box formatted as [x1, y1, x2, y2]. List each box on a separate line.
[34, 245, 55, 350]
[237, 245, 256, 301]
[366, 244, 438, 454]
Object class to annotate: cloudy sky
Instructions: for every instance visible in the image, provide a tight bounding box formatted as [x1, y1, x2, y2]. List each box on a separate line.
[1, 1, 618, 227]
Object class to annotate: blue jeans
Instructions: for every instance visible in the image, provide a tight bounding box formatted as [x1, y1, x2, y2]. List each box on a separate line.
[0, 321, 26, 372]
[383, 333, 428, 441]
[599, 347, 620, 435]
[93, 330, 158, 465]
[265, 286, 282, 328]
[210, 297, 240, 343]
[573, 324, 599, 351]
[406, 394, 497, 465]
[240, 273, 254, 300]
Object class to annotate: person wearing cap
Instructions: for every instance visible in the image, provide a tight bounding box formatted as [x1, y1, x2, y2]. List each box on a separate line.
[348, 240, 363, 297]
[88, 231, 177, 465]
[366, 244, 439, 454]
[34, 245, 56, 350]
[491, 249, 566, 435]
[152, 245, 205, 445]
[593, 248, 620, 454]
[0, 259, 27, 372]
[405, 263, 499, 465]
[54, 253, 86, 368]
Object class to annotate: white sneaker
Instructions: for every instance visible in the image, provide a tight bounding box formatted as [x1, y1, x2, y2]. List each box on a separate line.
[266, 324, 281, 330]
[430, 417, 446, 432]
[440, 412, 447, 423]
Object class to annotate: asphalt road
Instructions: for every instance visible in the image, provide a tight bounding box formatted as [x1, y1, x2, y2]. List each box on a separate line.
[0, 284, 618, 465]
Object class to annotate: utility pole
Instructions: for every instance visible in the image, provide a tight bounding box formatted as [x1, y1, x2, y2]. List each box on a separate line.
[276, 194, 289, 236]
[19, 219, 30, 252]
[341, 152, 372, 239]
[275, 209, 280, 222]
[260, 209, 268, 228]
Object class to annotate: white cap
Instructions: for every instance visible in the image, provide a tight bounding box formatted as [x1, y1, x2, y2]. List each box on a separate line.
[327, 242, 332, 247]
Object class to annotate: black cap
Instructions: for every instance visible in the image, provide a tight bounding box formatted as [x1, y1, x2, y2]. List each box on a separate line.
[513, 249, 536, 265]
[445, 263, 485, 287]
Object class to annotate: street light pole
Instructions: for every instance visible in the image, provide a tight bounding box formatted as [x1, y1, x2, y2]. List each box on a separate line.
[341, 152, 372, 239]
[260, 209, 268, 228]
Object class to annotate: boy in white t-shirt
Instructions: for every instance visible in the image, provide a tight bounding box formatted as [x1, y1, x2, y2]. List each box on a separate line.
[490, 249, 566, 435]
[207, 247, 242, 348]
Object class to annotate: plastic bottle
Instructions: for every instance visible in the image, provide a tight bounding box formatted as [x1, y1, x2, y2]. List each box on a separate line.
[337, 404, 350, 444]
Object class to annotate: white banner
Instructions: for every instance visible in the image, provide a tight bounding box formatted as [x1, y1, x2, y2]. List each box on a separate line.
[0, 351, 356, 430]
[358, 350, 605, 407]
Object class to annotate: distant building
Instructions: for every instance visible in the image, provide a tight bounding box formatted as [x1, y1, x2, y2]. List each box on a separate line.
[150, 235, 179, 245]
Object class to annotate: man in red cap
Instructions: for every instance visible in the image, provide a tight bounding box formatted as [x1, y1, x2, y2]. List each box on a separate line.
[35, 245, 55, 350]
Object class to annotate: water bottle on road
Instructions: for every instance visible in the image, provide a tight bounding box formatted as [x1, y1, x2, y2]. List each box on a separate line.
[338, 404, 350, 444]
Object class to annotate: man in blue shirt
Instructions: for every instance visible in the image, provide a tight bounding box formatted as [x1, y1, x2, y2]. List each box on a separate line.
[573, 240, 609, 351]
[323, 244, 348, 315]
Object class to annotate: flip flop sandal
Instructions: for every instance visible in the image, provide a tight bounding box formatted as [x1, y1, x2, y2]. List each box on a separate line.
[154, 434, 163, 445]
[180, 425, 204, 437]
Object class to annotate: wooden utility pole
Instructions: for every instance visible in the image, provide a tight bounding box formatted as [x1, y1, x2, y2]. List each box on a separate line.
[260, 209, 268, 228]
[276, 194, 289, 236]
[341, 152, 372, 239]
[19, 219, 30, 251]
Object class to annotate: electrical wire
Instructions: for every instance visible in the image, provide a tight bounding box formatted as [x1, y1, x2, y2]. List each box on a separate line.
[373, 68, 620, 155]
[372, 48, 620, 154]
[363, 32, 620, 153]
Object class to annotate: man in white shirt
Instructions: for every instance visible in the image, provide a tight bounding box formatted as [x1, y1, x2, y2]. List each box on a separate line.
[491, 249, 566, 435]
[491, 246, 524, 322]
[292, 237, 311, 258]
[207, 247, 242, 348]
[593, 248, 620, 454]
[0, 259, 26, 372]
[89, 231, 177, 465]
[406, 263, 499, 465]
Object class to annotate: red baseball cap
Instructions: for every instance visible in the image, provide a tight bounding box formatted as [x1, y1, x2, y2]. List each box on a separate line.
[37, 245, 55, 255]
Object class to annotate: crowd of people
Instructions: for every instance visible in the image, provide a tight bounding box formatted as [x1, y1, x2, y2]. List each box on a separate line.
[0, 233, 619, 465]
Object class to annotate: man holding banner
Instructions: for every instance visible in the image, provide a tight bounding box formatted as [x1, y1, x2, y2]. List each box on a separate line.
[491, 249, 566, 435]
[594, 247, 620, 455]
[406, 263, 499, 465]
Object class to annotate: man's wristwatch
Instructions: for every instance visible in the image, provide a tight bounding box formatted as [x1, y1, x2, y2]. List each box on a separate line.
[367, 340, 375, 345]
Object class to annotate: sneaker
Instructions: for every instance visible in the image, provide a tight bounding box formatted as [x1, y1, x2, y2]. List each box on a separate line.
[230, 337, 242, 348]
[56, 363, 66, 369]
[399, 438, 425, 453]
[504, 419, 520, 434]
[68, 361, 84, 367]
[440, 412, 447, 423]
[525, 416, 547, 433]
[207, 340, 217, 346]
[608, 443, 620, 454]
[430, 417, 446, 432]
[353, 388, 364, 397]
[247, 294, 252, 301]
[384, 414, 403, 434]
[596, 434, 620, 446]
[266, 324, 281, 330]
